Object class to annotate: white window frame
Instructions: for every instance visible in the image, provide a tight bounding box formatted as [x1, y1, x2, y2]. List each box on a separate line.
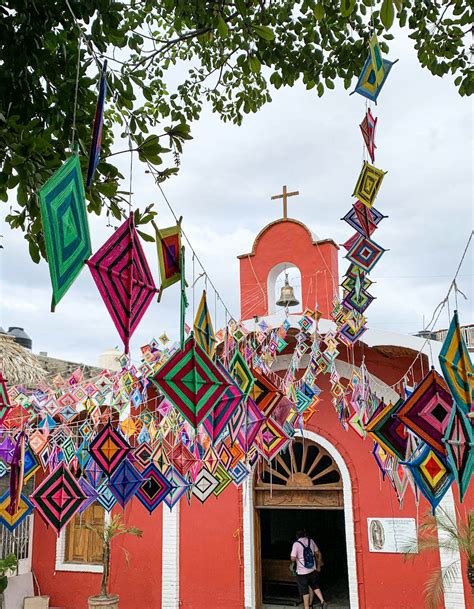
[55, 510, 110, 573]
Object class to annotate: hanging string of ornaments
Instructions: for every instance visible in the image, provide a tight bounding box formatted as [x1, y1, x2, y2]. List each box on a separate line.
[0, 20, 472, 535]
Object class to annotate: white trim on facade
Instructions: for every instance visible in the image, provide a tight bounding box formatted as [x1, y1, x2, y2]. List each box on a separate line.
[24, 513, 34, 574]
[161, 504, 180, 609]
[242, 429, 359, 609]
[240, 313, 442, 373]
[243, 475, 256, 609]
[437, 487, 466, 609]
[271, 354, 399, 404]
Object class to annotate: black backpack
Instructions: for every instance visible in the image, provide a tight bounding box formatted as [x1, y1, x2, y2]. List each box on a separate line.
[298, 539, 315, 569]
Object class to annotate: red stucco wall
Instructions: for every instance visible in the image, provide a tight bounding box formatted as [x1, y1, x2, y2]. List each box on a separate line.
[32, 500, 163, 609]
[179, 485, 244, 609]
[32, 511, 100, 606]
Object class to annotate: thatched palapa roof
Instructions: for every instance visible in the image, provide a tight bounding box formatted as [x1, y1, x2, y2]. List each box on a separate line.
[0, 333, 46, 388]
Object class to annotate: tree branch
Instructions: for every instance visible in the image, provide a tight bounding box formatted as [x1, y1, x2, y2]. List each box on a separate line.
[128, 11, 239, 73]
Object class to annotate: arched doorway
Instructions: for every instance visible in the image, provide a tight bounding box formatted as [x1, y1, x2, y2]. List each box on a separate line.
[252, 438, 351, 609]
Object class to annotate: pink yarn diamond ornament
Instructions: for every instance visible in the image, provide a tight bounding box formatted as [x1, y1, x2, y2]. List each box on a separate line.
[87, 215, 158, 353]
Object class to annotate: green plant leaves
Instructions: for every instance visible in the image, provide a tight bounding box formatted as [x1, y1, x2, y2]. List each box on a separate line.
[137, 134, 167, 165]
[251, 24, 275, 41]
[249, 55, 261, 73]
[314, 3, 325, 20]
[381, 0, 395, 29]
[166, 123, 193, 141]
[340, 0, 356, 18]
[137, 229, 155, 242]
[28, 237, 40, 264]
[217, 15, 229, 38]
[235, 0, 247, 16]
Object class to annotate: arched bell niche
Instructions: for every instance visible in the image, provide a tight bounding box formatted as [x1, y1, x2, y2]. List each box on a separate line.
[267, 262, 302, 315]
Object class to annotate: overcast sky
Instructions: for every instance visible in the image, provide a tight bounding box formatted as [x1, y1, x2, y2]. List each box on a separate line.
[0, 28, 472, 367]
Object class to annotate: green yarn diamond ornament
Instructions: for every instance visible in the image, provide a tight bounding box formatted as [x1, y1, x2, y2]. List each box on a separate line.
[38, 156, 91, 311]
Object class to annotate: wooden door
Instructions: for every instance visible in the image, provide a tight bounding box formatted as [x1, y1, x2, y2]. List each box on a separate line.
[65, 504, 104, 564]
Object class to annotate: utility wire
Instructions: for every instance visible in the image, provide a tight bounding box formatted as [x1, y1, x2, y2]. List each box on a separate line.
[388, 230, 473, 389]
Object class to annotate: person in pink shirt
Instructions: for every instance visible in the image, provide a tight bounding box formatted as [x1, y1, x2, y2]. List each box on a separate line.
[290, 528, 327, 609]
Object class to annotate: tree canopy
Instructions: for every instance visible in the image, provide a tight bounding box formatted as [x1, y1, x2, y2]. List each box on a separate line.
[1, 0, 472, 261]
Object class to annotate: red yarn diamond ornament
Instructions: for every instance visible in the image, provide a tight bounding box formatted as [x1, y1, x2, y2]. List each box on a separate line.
[88, 423, 131, 477]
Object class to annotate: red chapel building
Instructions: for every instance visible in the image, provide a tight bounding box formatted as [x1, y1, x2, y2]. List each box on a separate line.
[26, 213, 472, 609]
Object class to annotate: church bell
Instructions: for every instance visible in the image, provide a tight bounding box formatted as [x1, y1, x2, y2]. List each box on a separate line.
[276, 274, 299, 308]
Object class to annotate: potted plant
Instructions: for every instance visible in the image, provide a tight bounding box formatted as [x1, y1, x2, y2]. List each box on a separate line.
[87, 514, 142, 609]
[0, 554, 18, 609]
[404, 507, 473, 608]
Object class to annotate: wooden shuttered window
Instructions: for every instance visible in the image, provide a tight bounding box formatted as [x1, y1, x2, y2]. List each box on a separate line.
[65, 504, 104, 564]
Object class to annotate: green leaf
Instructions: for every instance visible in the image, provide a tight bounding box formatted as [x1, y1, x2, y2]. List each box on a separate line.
[340, 0, 356, 18]
[270, 72, 282, 89]
[398, 9, 407, 26]
[138, 134, 165, 162]
[110, 201, 122, 220]
[381, 0, 395, 29]
[30, 215, 42, 235]
[249, 55, 261, 73]
[137, 229, 155, 243]
[142, 155, 163, 166]
[317, 82, 324, 97]
[394, 0, 403, 10]
[7, 174, 20, 189]
[167, 123, 193, 140]
[17, 183, 28, 207]
[28, 238, 40, 263]
[139, 213, 156, 224]
[96, 181, 117, 197]
[251, 24, 275, 41]
[314, 3, 325, 20]
[11, 155, 26, 166]
[235, 0, 247, 16]
[217, 15, 229, 38]
[140, 134, 160, 151]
